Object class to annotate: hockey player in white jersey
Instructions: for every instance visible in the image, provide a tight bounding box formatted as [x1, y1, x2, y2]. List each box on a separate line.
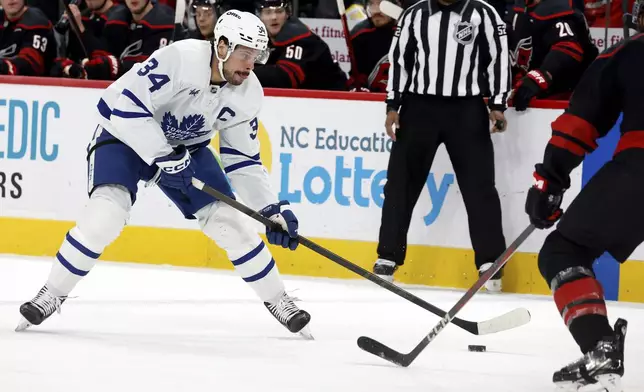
[16, 10, 312, 338]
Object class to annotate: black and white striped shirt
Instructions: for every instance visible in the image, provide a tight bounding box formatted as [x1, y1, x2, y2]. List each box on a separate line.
[386, 0, 511, 112]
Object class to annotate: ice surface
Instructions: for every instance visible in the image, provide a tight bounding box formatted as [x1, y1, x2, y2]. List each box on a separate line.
[2, 255, 643, 392]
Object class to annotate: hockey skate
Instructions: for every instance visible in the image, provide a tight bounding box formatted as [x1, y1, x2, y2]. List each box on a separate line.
[478, 262, 503, 293]
[373, 259, 398, 283]
[15, 286, 66, 332]
[553, 318, 627, 392]
[264, 291, 313, 340]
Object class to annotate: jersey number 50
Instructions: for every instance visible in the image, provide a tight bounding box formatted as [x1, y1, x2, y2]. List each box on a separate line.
[285, 45, 303, 60]
[137, 58, 170, 93]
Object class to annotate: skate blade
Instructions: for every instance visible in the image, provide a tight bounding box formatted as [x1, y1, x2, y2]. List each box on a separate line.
[554, 375, 622, 392]
[298, 325, 314, 340]
[15, 317, 32, 332]
[596, 373, 622, 392]
[483, 279, 502, 293]
[375, 274, 394, 283]
[554, 382, 582, 391]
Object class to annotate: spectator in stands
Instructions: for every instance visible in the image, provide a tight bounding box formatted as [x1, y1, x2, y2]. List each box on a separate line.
[51, 0, 127, 80]
[0, 0, 56, 76]
[118, 0, 184, 73]
[585, 0, 633, 27]
[508, 0, 598, 110]
[347, 0, 397, 92]
[254, 0, 348, 90]
[189, 0, 217, 39]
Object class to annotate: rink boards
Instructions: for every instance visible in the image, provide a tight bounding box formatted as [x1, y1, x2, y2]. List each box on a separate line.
[1, 76, 643, 302]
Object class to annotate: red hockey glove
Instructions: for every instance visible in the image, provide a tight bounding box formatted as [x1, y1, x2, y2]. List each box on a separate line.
[513, 70, 552, 112]
[525, 170, 565, 229]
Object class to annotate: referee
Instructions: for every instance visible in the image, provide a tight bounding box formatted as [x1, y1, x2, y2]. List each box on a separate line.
[373, 0, 511, 292]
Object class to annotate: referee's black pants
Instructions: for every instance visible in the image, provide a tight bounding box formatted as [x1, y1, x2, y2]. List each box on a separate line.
[377, 94, 506, 270]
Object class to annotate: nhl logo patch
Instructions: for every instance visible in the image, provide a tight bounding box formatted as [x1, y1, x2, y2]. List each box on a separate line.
[453, 21, 475, 45]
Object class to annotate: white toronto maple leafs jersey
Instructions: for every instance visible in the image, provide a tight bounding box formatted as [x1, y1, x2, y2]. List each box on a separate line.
[94, 39, 277, 210]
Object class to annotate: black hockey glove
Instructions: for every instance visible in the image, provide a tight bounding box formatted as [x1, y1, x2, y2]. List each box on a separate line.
[513, 70, 552, 112]
[525, 167, 565, 229]
[51, 58, 87, 79]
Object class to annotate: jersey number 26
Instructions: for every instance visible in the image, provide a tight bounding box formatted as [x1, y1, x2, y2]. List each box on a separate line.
[137, 58, 170, 92]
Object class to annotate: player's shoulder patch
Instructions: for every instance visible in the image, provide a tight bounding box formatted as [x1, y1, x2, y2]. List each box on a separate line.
[106, 4, 131, 23]
[272, 18, 312, 46]
[530, 0, 574, 20]
[611, 33, 644, 58]
[349, 19, 374, 40]
[630, 32, 644, 45]
[144, 4, 175, 26]
[21, 6, 53, 28]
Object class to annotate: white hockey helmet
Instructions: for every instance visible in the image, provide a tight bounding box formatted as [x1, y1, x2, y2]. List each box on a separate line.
[213, 10, 270, 65]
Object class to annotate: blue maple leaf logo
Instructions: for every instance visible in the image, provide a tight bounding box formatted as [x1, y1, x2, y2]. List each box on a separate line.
[161, 112, 179, 132]
[161, 112, 208, 140]
[180, 114, 207, 136]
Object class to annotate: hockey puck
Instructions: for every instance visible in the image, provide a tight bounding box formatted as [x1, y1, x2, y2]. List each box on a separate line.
[468, 345, 486, 352]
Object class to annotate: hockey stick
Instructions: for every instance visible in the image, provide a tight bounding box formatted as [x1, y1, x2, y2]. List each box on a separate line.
[357, 224, 535, 367]
[336, 0, 361, 86]
[623, 0, 632, 40]
[380, 0, 403, 20]
[58, 0, 89, 59]
[192, 177, 531, 336]
[171, 0, 187, 43]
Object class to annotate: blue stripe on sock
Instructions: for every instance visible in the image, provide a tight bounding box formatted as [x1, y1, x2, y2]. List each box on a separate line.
[231, 242, 265, 266]
[56, 252, 90, 276]
[220, 147, 260, 161]
[243, 259, 276, 283]
[66, 232, 101, 259]
[224, 160, 262, 174]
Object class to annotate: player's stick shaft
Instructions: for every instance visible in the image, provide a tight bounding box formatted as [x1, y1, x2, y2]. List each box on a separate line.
[336, 0, 360, 86]
[357, 224, 535, 366]
[58, 0, 89, 59]
[192, 177, 529, 336]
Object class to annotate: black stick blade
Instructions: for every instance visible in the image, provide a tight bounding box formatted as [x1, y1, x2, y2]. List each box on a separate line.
[357, 336, 411, 367]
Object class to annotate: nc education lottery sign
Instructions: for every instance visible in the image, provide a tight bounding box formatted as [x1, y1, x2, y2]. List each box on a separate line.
[3, 81, 643, 258]
[257, 98, 579, 253]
